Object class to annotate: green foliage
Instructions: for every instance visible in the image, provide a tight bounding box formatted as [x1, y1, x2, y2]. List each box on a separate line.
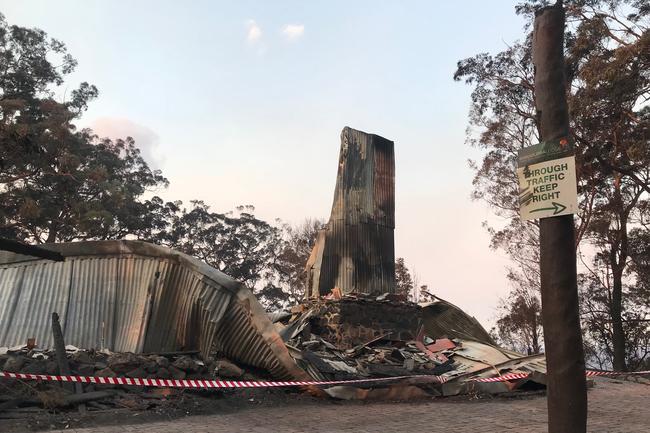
[394, 257, 414, 298]
[630, 225, 650, 299]
[493, 289, 542, 355]
[274, 218, 324, 304]
[0, 13, 168, 243]
[157, 202, 281, 288]
[455, 1, 650, 367]
[395, 257, 431, 302]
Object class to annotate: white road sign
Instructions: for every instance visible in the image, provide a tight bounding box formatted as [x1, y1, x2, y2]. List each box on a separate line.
[518, 154, 578, 220]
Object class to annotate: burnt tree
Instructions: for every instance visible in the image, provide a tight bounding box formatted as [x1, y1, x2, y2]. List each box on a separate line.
[306, 127, 395, 297]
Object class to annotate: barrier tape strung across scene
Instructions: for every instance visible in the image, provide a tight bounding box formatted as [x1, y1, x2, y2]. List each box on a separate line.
[1, 369, 649, 389]
[460, 370, 650, 383]
[471, 372, 531, 383]
[585, 370, 650, 377]
[0, 371, 439, 388]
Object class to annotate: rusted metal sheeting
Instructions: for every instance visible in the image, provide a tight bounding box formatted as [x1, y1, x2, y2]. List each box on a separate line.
[0, 261, 73, 349]
[440, 352, 548, 396]
[306, 127, 396, 297]
[316, 221, 395, 297]
[0, 240, 308, 380]
[420, 296, 495, 344]
[214, 290, 309, 380]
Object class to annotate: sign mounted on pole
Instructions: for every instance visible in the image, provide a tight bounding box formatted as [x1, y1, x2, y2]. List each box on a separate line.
[517, 137, 578, 221]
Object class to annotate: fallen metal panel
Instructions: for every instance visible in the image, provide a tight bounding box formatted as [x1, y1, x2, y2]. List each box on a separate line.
[440, 352, 547, 396]
[215, 289, 313, 380]
[420, 296, 494, 344]
[470, 353, 548, 378]
[440, 340, 516, 378]
[453, 340, 517, 364]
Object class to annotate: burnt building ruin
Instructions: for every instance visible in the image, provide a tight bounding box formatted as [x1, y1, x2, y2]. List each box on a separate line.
[306, 127, 396, 297]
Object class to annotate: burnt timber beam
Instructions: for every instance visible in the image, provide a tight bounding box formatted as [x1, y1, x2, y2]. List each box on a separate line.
[0, 237, 65, 261]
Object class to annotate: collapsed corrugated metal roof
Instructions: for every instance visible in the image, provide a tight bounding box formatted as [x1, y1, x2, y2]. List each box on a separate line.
[420, 296, 495, 345]
[0, 240, 308, 381]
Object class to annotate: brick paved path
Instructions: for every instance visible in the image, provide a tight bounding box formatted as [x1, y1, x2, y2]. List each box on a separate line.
[56, 378, 649, 433]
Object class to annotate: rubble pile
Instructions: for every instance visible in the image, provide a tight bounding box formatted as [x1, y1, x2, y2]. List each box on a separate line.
[294, 293, 420, 348]
[0, 345, 249, 381]
[0, 293, 551, 415]
[0, 345, 249, 415]
[275, 293, 548, 399]
[281, 294, 445, 380]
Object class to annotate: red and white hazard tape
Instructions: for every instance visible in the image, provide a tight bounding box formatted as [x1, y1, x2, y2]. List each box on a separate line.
[472, 370, 650, 383]
[1, 369, 648, 389]
[585, 369, 650, 377]
[0, 371, 438, 388]
[472, 372, 531, 383]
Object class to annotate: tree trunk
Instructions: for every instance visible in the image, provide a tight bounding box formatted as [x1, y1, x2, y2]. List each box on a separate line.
[45, 225, 58, 243]
[611, 266, 627, 371]
[531, 314, 541, 354]
[533, 3, 588, 433]
[610, 209, 628, 372]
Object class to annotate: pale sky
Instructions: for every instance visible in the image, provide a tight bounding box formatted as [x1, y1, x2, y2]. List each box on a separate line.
[1, 1, 529, 326]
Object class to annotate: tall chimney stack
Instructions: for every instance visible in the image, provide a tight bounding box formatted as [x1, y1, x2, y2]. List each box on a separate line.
[306, 127, 395, 297]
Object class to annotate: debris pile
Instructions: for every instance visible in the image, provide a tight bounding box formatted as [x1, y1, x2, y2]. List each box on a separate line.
[274, 293, 548, 399]
[0, 345, 250, 416]
[284, 292, 419, 348]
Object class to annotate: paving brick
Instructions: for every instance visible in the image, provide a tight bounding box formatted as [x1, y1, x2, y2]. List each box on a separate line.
[52, 378, 649, 433]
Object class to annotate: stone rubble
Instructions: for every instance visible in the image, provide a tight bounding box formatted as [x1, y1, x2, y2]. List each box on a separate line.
[0, 344, 253, 416]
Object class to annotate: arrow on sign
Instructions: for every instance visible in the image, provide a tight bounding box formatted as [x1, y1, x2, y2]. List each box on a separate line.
[530, 202, 567, 215]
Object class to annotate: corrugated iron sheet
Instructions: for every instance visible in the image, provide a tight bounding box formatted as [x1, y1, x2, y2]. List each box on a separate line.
[440, 351, 548, 396]
[66, 257, 119, 350]
[330, 127, 395, 228]
[317, 221, 395, 295]
[1, 260, 73, 349]
[306, 127, 396, 297]
[115, 257, 160, 353]
[421, 296, 495, 344]
[0, 240, 309, 381]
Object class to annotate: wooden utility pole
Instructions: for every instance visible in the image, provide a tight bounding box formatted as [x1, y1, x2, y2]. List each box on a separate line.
[533, 2, 587, 433]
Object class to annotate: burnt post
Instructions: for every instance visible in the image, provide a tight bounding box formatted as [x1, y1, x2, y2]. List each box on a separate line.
[52, 312, 75, 393]
[306, 127, 395, 297]
[533, 3, 587, 432]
